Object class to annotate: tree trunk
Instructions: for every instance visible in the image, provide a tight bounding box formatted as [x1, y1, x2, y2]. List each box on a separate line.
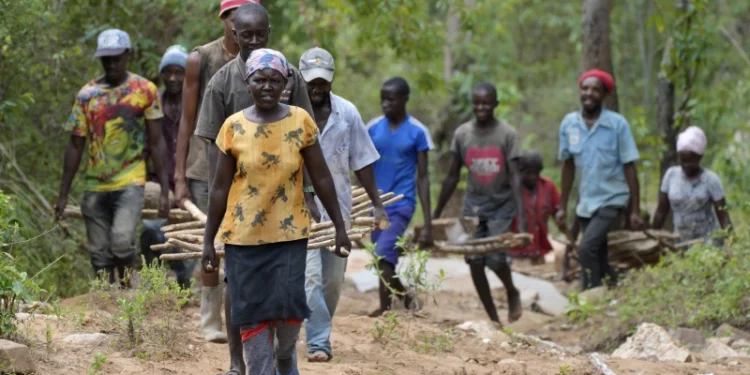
[657, 39, 677, 179]
[581, 0, 619, 112]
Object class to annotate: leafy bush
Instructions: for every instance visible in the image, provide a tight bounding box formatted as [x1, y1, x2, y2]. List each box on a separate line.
[0, 253, 45, 340]
[0, 192, 46, 340]
[114, 258, 190, 352]
[584, 229, 750, 350]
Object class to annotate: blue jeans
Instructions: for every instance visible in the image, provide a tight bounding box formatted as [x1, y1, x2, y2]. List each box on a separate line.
[140, 219, 195, 288]
[304, 248, 348, 355]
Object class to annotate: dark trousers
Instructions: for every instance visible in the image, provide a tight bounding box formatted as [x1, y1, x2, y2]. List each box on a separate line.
[577, 206, 622, 290]
[140, 219, 194, 288]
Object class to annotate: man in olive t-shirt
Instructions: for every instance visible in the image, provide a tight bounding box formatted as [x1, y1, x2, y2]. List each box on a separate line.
[192, 3, 314, 375]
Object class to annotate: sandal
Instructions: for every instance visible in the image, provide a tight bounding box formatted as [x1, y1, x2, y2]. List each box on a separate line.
[307, 350, 332, 362]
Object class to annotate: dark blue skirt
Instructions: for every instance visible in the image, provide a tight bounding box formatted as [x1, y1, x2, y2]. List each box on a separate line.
[225, 239, 310, 327]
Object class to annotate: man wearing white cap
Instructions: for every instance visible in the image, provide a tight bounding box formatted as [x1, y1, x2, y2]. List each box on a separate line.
[652, 126, 732, 245]
[55, 29, 170, 286]
[299, 47, 387, 362]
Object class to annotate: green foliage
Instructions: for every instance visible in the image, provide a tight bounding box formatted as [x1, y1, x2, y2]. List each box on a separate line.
[373, 311, 400, 342]
[585, 230, 750, 350]
[0, 191, 19, 245]
[565, 291, 603, 324]
[414, 329, 454, 355]
[0, 194, 46, 339]
[87, 352, 107, 375]
[0, 253, 44, 339]
[113, 258, 190, 349]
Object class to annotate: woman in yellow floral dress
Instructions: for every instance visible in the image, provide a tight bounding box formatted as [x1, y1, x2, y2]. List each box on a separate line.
[201, 49, 350, 375]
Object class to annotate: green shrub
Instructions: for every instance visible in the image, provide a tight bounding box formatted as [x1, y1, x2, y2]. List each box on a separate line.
[585, 229, 750, 350]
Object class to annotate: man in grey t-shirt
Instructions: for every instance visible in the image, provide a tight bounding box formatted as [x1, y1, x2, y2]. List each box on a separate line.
[433, 83, 527, 324]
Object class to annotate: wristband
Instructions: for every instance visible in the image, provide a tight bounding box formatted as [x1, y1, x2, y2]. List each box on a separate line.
[303, 186, 316, 195]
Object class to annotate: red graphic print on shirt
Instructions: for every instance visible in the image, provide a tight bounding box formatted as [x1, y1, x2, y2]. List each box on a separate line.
[465, 145, 505, 185]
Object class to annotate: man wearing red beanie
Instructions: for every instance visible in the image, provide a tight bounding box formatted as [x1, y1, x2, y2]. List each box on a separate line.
[555, 70, 644, 290]
[173, 0, 259, 346]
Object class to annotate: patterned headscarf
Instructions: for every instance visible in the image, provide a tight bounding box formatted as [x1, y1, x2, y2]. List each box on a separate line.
[244, 48, 290, 82]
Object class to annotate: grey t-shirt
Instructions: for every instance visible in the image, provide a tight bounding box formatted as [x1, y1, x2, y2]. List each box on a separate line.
[450, 120, 520, 219]
[660, 166, 725, 241]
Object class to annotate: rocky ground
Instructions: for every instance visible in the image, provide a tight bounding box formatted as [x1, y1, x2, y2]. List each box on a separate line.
[1, 249, 749, 375]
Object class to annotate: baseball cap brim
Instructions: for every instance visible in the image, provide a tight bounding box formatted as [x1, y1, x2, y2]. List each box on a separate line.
[300, 68, 334, 83]
[93, 48, 128, 58]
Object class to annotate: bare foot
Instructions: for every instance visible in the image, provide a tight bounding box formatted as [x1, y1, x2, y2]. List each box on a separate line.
[368, 308, 385, 318]
[507, 290, 522, 322]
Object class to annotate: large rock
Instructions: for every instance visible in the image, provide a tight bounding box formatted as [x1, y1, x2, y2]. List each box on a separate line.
[700, 338, 740, 362]
[62, 333, 107, 346]
[672, 327, 706, 351]
[715, 324, 750, 342]
[456, 321, 510, 343]
[0, 339, 37, 374]
[520, 289, 539, 309]
[731, 339, 750, 352]
[612, 323, 693, 362]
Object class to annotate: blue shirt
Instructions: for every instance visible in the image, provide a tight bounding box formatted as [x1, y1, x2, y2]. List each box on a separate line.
[558, 109, 640, 218]
[367, 115, 434, 208]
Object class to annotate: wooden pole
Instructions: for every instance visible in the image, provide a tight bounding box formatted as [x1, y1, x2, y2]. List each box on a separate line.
[161, 220, 204, 233]
[352, 195, 404, 218]
[164, 228, 204, 238]
[158, 234, 365, 260]
[62, 206, 193, 222]
[183, 200, 207, 223]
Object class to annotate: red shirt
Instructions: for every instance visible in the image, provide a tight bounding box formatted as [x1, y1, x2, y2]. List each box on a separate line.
[511, 176, 561, 258]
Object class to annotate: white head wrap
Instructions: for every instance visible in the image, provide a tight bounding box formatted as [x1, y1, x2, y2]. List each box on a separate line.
[676, 126, 707, 155]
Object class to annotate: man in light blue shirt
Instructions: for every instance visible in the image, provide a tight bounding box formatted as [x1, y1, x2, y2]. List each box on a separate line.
[556, 69, 644, 290]
[299, 47, 386, 363]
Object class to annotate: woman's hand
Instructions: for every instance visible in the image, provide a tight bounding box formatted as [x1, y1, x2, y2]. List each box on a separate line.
[333, 227, 352, 258]
[202, 242, 219, 273]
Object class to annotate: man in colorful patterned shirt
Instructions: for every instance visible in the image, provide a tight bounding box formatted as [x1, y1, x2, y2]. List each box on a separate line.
[55, 29, 170, 286]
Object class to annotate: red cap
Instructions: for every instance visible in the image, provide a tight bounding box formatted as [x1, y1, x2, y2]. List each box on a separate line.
[578, 69, 615, 93]
[219, 0, 259, 18]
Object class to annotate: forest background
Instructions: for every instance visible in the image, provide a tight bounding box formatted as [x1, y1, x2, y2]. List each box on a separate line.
[1, 0, 749, 298]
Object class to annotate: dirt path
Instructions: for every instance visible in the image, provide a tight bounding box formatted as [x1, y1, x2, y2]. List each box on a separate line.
[18, 253, 750, 375]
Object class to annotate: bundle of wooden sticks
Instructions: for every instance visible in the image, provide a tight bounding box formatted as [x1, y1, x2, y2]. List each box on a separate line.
[432, 232, 534, 255]
[149, 187, 404, 260]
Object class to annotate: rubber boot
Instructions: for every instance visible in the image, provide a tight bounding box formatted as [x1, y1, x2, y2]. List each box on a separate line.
[201, 284, 228, 343]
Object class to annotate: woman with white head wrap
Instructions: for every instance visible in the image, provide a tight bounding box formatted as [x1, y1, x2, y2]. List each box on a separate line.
[652, 126, 732, 246]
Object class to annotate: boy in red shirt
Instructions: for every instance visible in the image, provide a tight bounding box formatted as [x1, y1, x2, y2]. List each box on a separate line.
[511, 151, 562, 264]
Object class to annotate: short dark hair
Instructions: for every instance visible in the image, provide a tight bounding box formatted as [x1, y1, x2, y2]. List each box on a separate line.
[519, 150, 544, 172]
[473, 82, 497, 99]
[383, 77, 410, 97]
[233, 2, 269, 25]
